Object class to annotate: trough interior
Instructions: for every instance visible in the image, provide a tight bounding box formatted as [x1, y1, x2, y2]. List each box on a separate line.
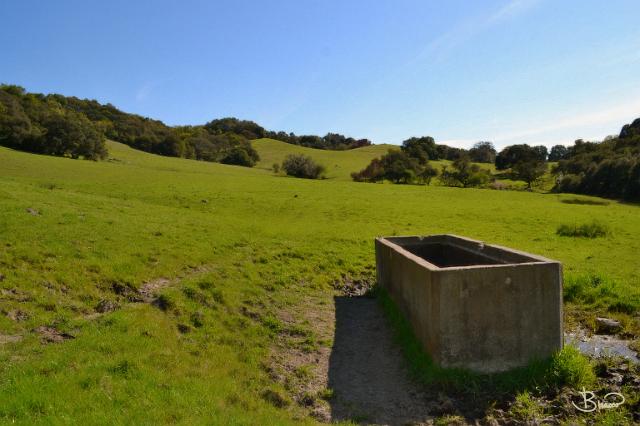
[401, 242, 501, 267]
[386, 235, 545, 268]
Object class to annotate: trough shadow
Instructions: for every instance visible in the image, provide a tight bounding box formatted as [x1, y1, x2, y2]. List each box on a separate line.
[327, 296, 433, 425]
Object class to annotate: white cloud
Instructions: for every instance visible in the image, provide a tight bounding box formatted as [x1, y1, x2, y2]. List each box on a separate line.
[135, 79, 171, 102]
[492, 97, 640, 144]
[418, 0, 543, 62]
[438, 139, 478, 149]
[487, 0, 542, 25]
[135, 82, 154, 102]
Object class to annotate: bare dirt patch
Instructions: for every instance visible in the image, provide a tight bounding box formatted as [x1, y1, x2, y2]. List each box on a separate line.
[6, 309, 29, 322]
[328, 296, 434, 425]
[267, 274, 434, 425]
[0, 334, 23, 344]
[266, 294, 334, 421]
[34, 326, 74, 344]
[95, 299, 119, 314]
[138, 278, 172, 302]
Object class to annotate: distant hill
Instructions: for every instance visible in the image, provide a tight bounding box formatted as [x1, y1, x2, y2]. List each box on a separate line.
[252, 138, 394, 181]
[250, 138, 485, 181]
[0, 84, 375, 167]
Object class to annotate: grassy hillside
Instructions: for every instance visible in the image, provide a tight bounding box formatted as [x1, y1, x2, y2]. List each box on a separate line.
[252, 138, 394, 180]
[252, 138, 511, 185]
[1, 141, 639, 423]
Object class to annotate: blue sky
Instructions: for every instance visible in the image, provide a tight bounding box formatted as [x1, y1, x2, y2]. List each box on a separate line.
[1, 0, 639, 148]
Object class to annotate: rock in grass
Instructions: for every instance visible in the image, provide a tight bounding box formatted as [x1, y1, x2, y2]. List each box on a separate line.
[34, 326, 74, 343]
[595, 317, 622, 335]
[7, 309, 29, 321]
[95, 299, 119, 313]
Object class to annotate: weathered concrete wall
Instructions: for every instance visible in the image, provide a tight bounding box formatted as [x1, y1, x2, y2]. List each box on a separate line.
[375, 234, 563, 373]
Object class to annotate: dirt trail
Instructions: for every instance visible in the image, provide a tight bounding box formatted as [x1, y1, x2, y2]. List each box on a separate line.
[327, 296, 433, 425]
[270, 292, 435, 425]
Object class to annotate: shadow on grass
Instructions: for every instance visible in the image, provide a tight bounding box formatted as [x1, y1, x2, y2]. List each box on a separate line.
[327, 295, 433, 425]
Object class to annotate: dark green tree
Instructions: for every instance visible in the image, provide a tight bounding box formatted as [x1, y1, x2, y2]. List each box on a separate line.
[380, 149, 420, 183]
[495, 144, 547, 170]
[401, 136, 438, 164]
[548, 145, 569, 161]
[513, 160, 547, 189]
[468, 141, 496, 163]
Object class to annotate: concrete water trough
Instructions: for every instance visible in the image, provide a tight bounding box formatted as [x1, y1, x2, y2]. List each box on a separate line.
[375, 234, 563, 373]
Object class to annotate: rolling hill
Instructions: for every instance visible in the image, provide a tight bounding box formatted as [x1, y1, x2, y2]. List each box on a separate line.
[251, 138, 509, 184]
[252, 138, 394, 180]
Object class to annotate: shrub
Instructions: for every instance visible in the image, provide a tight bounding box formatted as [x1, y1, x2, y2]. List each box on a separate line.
[556, 221, 610, 238]
[563, 273, 639, 313]
[548, 346, 595, 388]
[417, 163, 438, 185]
[281, 154, 325, 179]
[440, 156, 491, 188]
[220, 144, 259, 167]
[351, 157, 384, 182]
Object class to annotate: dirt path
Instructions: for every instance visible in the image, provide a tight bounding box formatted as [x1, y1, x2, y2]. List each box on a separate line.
[327, 296, 434, 425]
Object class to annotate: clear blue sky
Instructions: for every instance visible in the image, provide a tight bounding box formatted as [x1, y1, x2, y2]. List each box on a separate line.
[2, 0, 639, 148]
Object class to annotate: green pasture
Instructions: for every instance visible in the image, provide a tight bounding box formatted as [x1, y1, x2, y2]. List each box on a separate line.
[0, 141, 638, 423]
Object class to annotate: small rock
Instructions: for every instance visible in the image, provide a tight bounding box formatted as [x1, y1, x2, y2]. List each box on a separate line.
[95, 299, 119, 313]
[596, 317, 622, 334]
[7, 309, 29, 322]
[608, 372, 624, 385]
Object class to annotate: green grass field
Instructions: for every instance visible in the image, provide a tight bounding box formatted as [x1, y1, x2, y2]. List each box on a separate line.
[1, 140, 639, 423]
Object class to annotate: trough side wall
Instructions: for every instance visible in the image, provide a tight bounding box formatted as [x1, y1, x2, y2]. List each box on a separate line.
[375, 238, 442, 364]
[436, 262, 563, 372]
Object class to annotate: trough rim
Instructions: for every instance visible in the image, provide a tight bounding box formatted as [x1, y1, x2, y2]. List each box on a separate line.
[376, 234, 561, 271]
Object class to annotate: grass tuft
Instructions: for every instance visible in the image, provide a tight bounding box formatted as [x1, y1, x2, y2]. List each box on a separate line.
[560, 198, 610, 206]
[564, 274, 640, 314]
[556, 220, 610, 238]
